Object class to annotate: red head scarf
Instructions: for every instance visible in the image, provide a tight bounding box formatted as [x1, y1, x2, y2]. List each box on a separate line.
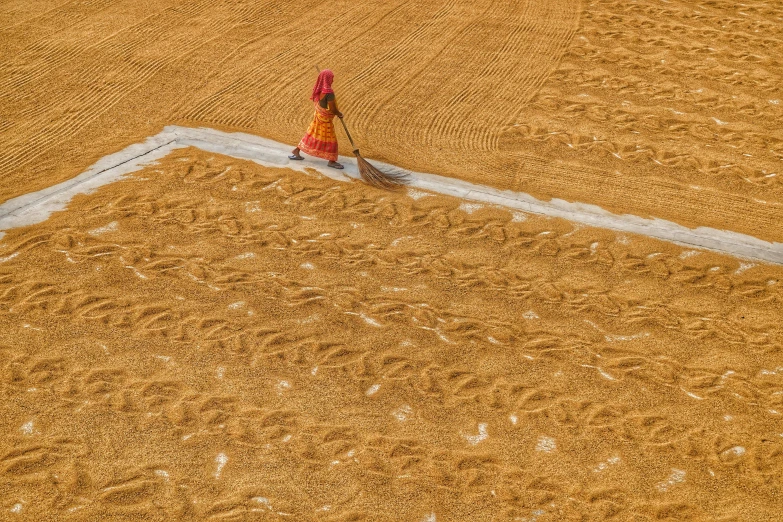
[311, 69, 334, 102]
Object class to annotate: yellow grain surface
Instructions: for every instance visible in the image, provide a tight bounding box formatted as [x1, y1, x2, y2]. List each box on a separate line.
[1, 149, 782, 520]
[1, 0, 780, 239]
[2, 1, 783, 520]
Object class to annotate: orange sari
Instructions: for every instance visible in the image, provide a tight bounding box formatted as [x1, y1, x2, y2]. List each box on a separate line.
[298, 101, 338, 162]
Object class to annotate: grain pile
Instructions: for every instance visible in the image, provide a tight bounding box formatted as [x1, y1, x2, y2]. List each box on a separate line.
[1, 150, 782, 520]
[2, 0, 780, 239]
[1, 0, 783, 520]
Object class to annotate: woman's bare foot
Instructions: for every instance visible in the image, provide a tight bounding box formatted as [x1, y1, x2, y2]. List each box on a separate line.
[289, 148, 304, 160]
[328, 161, 344, 169]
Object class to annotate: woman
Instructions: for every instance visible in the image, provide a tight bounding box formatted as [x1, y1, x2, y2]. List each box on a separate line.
[290, 69, 344, 169]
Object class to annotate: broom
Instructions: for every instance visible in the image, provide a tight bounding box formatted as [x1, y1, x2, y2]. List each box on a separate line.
[337, 117, 410, 189]
[315, 66, 409, 189]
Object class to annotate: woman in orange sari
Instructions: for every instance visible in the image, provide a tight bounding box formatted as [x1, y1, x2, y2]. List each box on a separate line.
[290, 69, 344, 169]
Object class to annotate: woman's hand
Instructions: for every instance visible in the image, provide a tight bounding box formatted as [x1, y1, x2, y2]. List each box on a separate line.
[328, 99, 342, 119]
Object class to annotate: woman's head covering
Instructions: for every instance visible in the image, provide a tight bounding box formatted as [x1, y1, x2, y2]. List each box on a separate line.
[311, 69, 334, 102]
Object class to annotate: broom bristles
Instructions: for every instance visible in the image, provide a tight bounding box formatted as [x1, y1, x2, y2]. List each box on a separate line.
[354, 152, 409, 189]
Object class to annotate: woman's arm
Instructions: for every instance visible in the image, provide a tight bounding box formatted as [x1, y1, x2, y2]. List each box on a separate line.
[328, 98, 343, 118]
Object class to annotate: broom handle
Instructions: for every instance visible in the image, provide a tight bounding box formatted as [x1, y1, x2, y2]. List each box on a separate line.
[315, 65, 358, 150]
[338, 117, 357, 150]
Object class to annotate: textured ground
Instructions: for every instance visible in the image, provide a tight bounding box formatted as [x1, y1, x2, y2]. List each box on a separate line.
[1, 1, 783, 520]
[1, 150, 782, 520]
[1, 0, 781, 240]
